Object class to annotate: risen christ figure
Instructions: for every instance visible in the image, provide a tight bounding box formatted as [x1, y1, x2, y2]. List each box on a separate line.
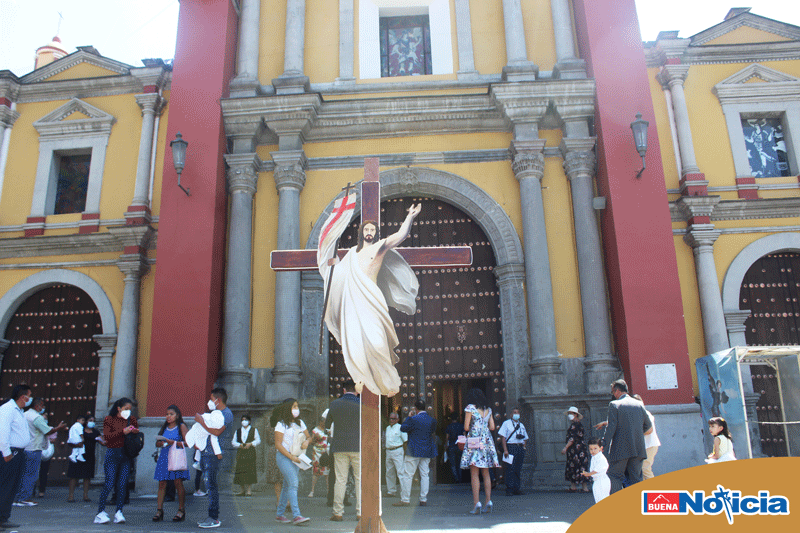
[318, 203, 422, 397]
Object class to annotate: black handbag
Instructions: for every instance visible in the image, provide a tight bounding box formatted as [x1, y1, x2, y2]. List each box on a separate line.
[124, 432, 145, 458]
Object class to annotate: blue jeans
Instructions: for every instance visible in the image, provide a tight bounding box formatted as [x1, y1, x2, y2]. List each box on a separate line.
[276, 452, 300, 518]
[200, 452, 220, 519]
[504, 444, 525, 493]
[16, 449, 42, 501]
[98, 448, 131, 513]
[447, 445, 462, 482]
[0, 448, 26, 522]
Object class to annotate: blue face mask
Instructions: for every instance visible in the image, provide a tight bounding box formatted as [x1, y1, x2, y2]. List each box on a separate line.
[512, 414, 520, 421]
[24, 396, 33, 408]
[87, 421, 96, 429]
[38, 408, 46, 415]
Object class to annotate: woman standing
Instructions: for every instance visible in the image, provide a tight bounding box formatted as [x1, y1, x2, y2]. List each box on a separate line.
[152, 405, 189, 522]
[273, 398, 311, 525]
[561, 406, 589, 493]
[67, 414, 102, 502]
[460, 388, 500, 515]
[94, 398, 138, 525]
[308, 415, 329, 497]
[232, 414, 261, 496]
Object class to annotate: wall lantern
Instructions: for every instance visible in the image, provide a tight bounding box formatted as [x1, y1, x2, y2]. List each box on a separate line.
[630, 112, 649, 179]
[170, 132, 191, 196]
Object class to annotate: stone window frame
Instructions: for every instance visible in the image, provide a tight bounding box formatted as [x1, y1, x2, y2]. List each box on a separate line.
[30, 98, 116, 218]
[359, 0, 454, 80]
[713, 63, 800, 179]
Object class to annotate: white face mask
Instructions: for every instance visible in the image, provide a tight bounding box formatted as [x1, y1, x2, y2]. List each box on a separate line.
[120, 409, 131, 420]
[241, 420, 249, 427]
[291, 408, 300, 419]
[568, 414, 575, 421]
[207, 399, 217, 411]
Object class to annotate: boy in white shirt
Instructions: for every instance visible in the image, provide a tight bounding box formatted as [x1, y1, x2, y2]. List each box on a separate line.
[67, 415, 86, 463]
[582, 437, 610, 503]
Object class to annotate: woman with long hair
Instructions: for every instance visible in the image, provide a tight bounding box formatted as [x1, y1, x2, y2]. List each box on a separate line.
[460, 388, 499, 514]
[273, 398, 312, 525]
[152, 405, 189, 522]
[94, 398, 138, 525]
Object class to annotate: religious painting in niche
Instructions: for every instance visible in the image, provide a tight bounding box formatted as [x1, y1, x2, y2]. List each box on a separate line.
[741, 117, 790, 178]
[54, 153, 91, 215]
[380, 15, 432, 77]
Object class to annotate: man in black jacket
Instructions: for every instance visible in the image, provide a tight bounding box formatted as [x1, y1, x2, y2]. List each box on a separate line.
[325, 380, 361, 521]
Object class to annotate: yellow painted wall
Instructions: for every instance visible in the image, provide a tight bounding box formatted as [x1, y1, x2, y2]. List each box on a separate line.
[522, 0, 557, 71]
[45, 62, 123, 81]
[703, 26, 791, 46]
[471, 0, 506, 75]
[305, 0, 340, 82]
[259, 1, 287, 83]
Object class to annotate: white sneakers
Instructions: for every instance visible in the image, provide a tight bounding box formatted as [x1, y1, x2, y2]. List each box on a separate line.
[114, 510, 126, 523]
[94, 511, 110, 524]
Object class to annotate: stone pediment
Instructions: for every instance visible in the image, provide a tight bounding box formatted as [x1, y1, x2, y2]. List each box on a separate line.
[21, 50, 131, 84]
[691, 12, 800, 46]
[717, 63, 800, 86]
[713, 64, 800, 104]
[33, 98, 116, 139]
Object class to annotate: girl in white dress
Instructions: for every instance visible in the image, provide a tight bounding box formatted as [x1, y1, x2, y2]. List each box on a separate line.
[705, 417, 736, 463]
[581, 437, 610, 503]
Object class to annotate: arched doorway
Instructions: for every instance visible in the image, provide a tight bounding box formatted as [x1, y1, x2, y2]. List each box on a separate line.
[327, 197, 506, 480]
[739, 251, 800, 457]
[1, 284, 102, 481]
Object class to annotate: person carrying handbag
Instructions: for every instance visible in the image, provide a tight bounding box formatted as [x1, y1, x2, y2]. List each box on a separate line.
[152, 405, 189, 523]
[460, 389, 499, 515]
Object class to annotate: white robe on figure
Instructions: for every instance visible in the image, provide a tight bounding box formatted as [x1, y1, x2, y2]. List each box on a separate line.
[317, 192, 418, 397]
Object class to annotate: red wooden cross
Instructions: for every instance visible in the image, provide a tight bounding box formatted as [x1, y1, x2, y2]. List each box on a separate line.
[270, 158, 472, 533]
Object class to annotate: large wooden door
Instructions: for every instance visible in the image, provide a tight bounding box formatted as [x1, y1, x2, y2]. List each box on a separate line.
[1, 285, 102, 481]
[740, 252, 800, 457]
[328, 197, 506, 418]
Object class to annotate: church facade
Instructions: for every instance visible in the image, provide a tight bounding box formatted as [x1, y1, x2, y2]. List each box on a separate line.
[0, 1, 797, 488]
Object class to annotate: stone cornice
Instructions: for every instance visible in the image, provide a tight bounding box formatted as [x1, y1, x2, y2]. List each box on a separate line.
[21, 51, 132, 83]
[713, 63, 800, 105]
[646, 41, 800, 68]
[0, 75, 21, 102]
[0, 105, 20, 128]
[0, 230, 157, 260]
[107, 224, 155, 250]
[690, 13, 800, 46]
[670, 197, 800, 222]
[491, 79, 596, 126]
[674, 195, 721, 220]
[129, 66, 170, 90]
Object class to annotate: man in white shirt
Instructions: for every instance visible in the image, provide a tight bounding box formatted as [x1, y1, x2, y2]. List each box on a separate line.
[498, 407, 529, 496]
[383, 412, 407, 497]
[0, 384, 33, 529]
[633, 394, 661, 479]
[16, 398, 65, 506]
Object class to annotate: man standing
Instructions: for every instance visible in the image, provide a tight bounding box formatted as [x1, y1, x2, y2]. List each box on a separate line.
[602, 380, 652, 494]
[325, 380, 361, 521]
[15, 398, 65, 506]
[394, 400, 437, 507]
[194, 387, 233, 529]
[498, 407, 528, 496]
[0, 384, 33, 530]
[384, 411, 406, 497]
[632, 394, 660, 479]
[444, 412, 463, 482]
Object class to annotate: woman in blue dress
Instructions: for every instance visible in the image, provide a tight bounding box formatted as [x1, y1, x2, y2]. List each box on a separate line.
[153, 404, 189, 522]
[460, 388, 499, 515]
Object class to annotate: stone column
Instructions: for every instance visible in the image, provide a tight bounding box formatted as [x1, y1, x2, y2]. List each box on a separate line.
[510, 140, 566, 394]
[337, 0, 355, 84]
[218, 153, 260, 405]
[494, 263, 531, 403]
[550, 0, 586, 79]
[126, 93, 165, 222]
[270, 150, 307, 398]
[92, 334, 117, 418]
[230, 0, 262, 96]
[684, 226, 729, 355]
[454, 0, 478, 79]
[501, 0, 538, 81]
[274, 0, 310, 94]
[725, 310, 751, 349]
[561, 140, 619, 393]
[300, 271, 326, 403]
[112, 254, 150, 402]
[658, 66, 701, 177]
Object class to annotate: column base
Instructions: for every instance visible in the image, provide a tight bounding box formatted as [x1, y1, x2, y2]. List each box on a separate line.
[529, 358, 567, 395]
[583, 354, 623, 394]
[268, 366, 303, 401]
[552, 59, 587, 80]
[217, 367, 253, 405]
[272, 74, 311, 95]
[502, 62, 539, 82]
[229, 75, 260, 98]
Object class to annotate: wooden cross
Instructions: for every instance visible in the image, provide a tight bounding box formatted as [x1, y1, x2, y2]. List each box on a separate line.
[270, 158, 472, 533]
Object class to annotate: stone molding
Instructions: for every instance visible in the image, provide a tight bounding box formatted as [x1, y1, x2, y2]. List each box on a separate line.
[21, 51, 131, 83]
[713, 64, 800, 104]
[657, 64, 690, 88]
[691, 12, 800, 46]
[93, 333, 118, 355]
[129, 66, 170, 91]
[491, 79, 596, 125]
[675, 195, 721, 221]
[0, 105, 20, 128]
[684, 224, 722, 250]
[724, 310, 751, 333]
[224, 153, 260, 195]
[108, 224, 155, 252]
[33, 98, 116, 139]
[271, 150, 307, 191]
[0, 231, 154, 259]
[670, 196, 800, 222]
[117, 253, 150, 281]
[510, 140, 546, 180]
[561, 150, 595, 179]
[134, 93, 167, 117]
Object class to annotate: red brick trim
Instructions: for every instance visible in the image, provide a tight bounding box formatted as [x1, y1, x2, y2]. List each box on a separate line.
[125, 205, 152, 225]
[688, 216, 711, 225]
[78, 212, 101, 234]
[0, 97, 11, 108]
[679, 172, 708, 196]
[24, 216, 46, 237]
[142, 85, 158, 94]
[124, 245, 147, 255]
[735, 177, 759, 200]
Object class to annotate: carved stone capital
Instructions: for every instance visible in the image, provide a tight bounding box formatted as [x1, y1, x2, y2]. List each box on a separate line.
[562, 150, 596, 180]
[271, 150, 307, 191]
[510, 140, 546, 181]
[117, 253, 150, 281]
[684, 225, 721, 250]
[224, 153, 260, 195]
[494, 263, 526, 287]
[134, 93, 166, 116]
[92, 334, 118, 356]
[657, 64, 690, 89]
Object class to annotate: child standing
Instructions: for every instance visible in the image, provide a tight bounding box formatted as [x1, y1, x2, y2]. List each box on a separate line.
[705, 417, 736, 463]
[581, 437, 610, 503]
[68, 415, 87, 463]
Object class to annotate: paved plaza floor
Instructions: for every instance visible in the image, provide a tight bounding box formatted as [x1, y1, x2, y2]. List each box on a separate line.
[3, 484, 592, 532]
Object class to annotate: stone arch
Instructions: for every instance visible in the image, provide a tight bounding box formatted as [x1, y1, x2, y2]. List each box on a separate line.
[301, 168, 530, 404]
[0, 269, 117, 338]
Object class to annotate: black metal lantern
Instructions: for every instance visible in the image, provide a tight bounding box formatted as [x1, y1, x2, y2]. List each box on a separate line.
[170, 132, 190, 196]
[630, 112, 649, 179]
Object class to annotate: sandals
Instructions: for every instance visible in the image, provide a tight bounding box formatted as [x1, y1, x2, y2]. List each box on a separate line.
[173, 509, 186, 522]
[153, 509, 164, 522]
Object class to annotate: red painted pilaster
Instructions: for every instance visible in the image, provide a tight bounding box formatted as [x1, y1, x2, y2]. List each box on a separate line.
[572, 0, 693, 405]
[146, 0, 239, 416]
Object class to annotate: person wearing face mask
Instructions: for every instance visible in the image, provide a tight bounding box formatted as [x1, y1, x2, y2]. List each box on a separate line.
[0, 384, 34, 530]
[68, 414, 101, 503]
[15, 398, 66, 506]
[560, 406, 589, 493]
[94, 397, 138, 525]
[498, 407, 529, 496]
[232, 414, 260, 497]
[193, 387, 233, 529]
[273, 398, 312, 525]
[383, 411, 406, 497]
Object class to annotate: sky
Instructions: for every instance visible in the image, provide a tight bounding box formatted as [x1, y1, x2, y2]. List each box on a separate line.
[1, 0, 800, 77]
